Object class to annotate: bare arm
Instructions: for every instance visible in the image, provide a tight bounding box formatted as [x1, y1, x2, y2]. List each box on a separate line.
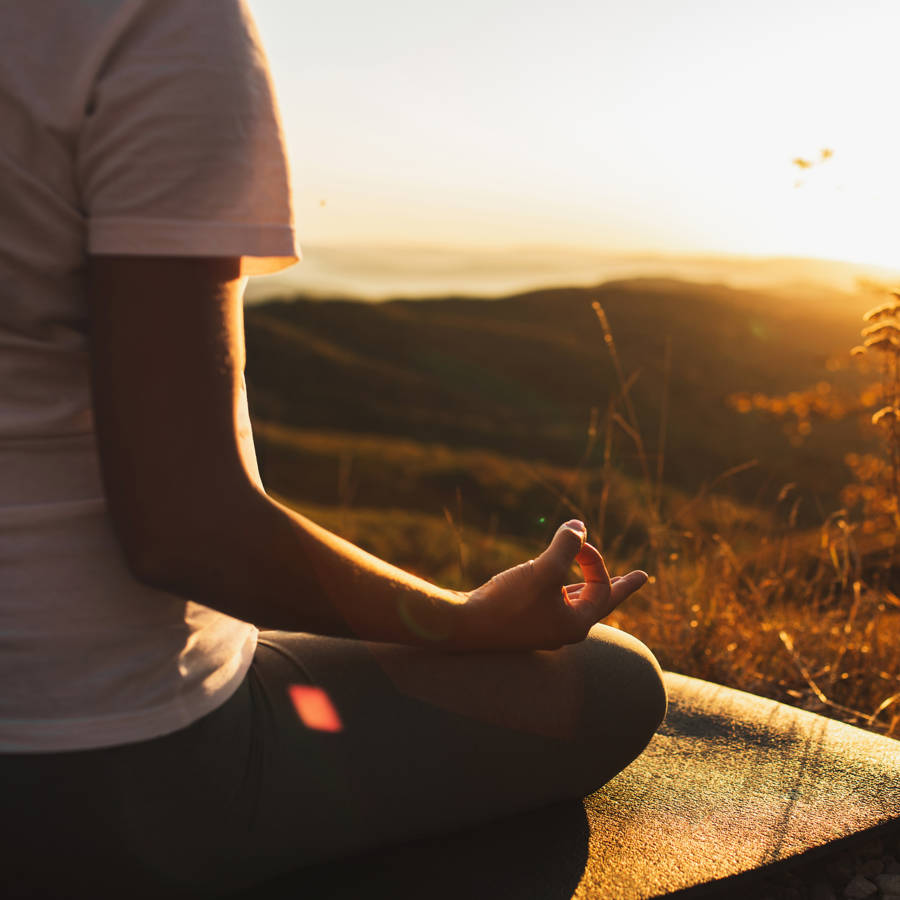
[87, 256, 646, 649]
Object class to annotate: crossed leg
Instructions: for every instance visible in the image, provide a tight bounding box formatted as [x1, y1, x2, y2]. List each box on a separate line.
[5, 624, 666, 898]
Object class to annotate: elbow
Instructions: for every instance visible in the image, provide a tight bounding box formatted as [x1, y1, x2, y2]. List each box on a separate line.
[117, 521, 197, 592]
[108, 483, 267, 601]
[108, 493, 226, 593]
[117, 520, 260, 626]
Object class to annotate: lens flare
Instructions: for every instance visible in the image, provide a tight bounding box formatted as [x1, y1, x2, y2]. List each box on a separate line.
[288, 685, 343, 733]
[396, 595, 452, 641]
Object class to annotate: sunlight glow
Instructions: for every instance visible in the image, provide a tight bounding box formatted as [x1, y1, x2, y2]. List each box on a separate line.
[250, 0, 900, 271]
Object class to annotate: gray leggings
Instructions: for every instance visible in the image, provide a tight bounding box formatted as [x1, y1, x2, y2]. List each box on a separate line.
[4, 625, 666, 899]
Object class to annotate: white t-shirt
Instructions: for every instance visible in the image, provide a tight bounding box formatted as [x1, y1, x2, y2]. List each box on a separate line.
[0, 0, 300, 752]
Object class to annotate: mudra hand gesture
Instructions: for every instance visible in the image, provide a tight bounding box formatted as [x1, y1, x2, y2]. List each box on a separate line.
[458, 519, 649, 651]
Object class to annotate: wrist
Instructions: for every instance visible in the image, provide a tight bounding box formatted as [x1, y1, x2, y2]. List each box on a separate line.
[394, 587, 471, 648]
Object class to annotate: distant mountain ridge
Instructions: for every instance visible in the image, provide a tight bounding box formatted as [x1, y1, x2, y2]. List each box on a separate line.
[245, 277, 873, 512]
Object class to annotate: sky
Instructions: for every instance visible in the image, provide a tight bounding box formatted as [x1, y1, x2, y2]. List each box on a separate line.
[249, 0, 900, 276]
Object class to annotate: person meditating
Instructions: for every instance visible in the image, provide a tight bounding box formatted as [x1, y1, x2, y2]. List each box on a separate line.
[1, 1, 666, 897]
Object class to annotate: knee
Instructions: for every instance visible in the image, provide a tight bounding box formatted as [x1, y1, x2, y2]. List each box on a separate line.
[576, 624, 667, 743]
[547, 625, 666, 798]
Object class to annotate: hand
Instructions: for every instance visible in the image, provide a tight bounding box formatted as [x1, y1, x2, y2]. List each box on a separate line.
[454, 520, 648, 651]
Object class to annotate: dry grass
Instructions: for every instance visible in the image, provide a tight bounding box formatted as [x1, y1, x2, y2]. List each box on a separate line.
[605, 521, 900, 737]
[594, 293, 900, 738]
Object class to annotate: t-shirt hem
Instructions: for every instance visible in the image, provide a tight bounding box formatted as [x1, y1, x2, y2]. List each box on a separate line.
[87, 217, 301, 274]
[0, 626, 259, 754]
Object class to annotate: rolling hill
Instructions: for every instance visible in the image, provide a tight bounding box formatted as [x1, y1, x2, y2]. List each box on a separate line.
[245, 277, 873, 526]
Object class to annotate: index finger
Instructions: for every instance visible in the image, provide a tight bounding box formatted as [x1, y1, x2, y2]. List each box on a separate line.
[575, 542, 611, 585]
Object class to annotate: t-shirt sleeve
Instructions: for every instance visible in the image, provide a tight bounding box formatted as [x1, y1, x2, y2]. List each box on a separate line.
[77, 0, 299, 275]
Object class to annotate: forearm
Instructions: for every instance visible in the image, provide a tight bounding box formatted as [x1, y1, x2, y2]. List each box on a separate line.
[136, 484, 466, 645]
[86, 256, 461, 645]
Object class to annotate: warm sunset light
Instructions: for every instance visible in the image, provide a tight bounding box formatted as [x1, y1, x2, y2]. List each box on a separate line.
[288, 685, 344, 733]
[11, 3, 900, 896]
[250, 0, 900, 271]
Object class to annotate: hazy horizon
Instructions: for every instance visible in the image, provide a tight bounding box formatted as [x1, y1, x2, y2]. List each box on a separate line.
[245, 244, 900, 304]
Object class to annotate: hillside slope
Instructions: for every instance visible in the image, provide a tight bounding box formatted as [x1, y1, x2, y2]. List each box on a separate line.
[245, 278, 871, 511]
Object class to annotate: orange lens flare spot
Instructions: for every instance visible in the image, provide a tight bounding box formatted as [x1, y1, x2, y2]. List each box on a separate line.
[288, 685, 343, 733]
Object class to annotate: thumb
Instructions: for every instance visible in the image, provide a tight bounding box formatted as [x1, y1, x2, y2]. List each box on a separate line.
[533, 519, 587, 584]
